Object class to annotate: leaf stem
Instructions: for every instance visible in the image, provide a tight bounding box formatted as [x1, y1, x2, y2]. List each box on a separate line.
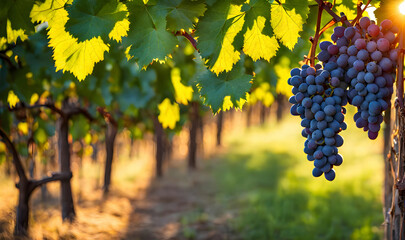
[175, 31, 198, 51]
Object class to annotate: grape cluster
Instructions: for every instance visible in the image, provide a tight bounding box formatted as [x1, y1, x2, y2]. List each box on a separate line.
[288, 64, 348, 181]
[318, 17, 397, 139]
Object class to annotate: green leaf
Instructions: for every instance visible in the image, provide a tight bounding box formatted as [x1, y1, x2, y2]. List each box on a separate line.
[124, 0, 177, 68]
[118, 70, 156, 111]
[0, 0, 33, 43]
[242, 0, 279, 61]
[65, 0, 128, 42]
[8, 0, 34, 34]
[197, 62, 252, 113]
[159, 0, 206, 31]
[70, 115, 90, 141]
[35, 118, 55, 146]
[195, 0, 245, 74]
[271, 0, 309, 50]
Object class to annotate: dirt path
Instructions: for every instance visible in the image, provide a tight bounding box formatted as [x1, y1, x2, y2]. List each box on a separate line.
[123, 160, 236, 240]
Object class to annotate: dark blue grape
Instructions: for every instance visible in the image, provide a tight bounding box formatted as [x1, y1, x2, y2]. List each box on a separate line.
[325, 169, 336, 181]
[344, 27, 356, 39]
[364, 72, 375, 83]
[318, 50, 331, 62]
[290, 68, 301, 76]
[357, 49, 369, 61]
[312, 167, 323, 177]
[320, 41, 333, 51]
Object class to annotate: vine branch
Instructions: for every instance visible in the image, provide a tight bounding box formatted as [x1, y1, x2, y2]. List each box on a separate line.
[0, 128, 28, 184]
[97, 107, 118, 127]
[397, 23, 405, 108]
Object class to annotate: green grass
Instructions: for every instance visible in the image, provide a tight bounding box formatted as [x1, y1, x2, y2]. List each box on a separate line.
[214, 110, 384, 240]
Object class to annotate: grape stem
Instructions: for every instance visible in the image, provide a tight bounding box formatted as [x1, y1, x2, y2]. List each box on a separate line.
[313, 0, 352, 27]
[307, 0, 353, 66]
[307, 3, 323, 67]
[350, 0, 372, 26]
[175, 30, 198, 51]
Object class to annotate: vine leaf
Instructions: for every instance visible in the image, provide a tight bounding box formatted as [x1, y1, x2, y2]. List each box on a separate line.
[160, 0, 206, 32]
[0, 0, 33, 44]
[123, 0, 177, 68]
[171, 68, 193, 105]
[196, 62, 252, 113]
[271, 0, 309, 50]
[31, 0, 109, 81]
[65, 0, 128, 42]
[274, 56, 292, 97]
[195, 0, 245, 74]
[158, 98, 180, 129]
[7, 90, 20, 108]
[242, 0, 279, 61]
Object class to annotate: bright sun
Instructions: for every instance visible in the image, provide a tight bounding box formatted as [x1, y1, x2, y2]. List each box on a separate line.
[400, 1, 405, 15]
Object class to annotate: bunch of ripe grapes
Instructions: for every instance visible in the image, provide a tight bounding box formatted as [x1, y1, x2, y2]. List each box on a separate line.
[288, 17, 398, 181]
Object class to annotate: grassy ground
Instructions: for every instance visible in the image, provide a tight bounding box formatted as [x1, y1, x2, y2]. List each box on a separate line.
[212, 110, 384, 240]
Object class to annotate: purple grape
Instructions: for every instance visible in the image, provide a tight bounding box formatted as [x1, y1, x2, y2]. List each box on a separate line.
[368, 131, 378, 140]
[348, 56, 357, 67]
[365, 72, 375, 83]
[390, 49, 398, 62]
[306, 67, 316, 75]
[331, 33, 338, 42]
[347, 45, 358, 56]
[377, 38, 390, 52]
[366, 62, 378, 73]
[344, 27, 356, 39]
[355, 38, 366, 50]
[336, 37, 349, 48]
[353, 60, 365, 71]
[317, 50, 331, 62]
[385, 32, 396, 44]
[381, 19, 393, 30]
[331, 77, 340, 87]
[327, 44, 339, 55]
[337, 54, 349, 67]
[367, 84, 379, 94]
[320, 41, 333, 51]
[367, 24, 380, 37]
[379, 57, 393, 71]
[366, 41, 377, 52]
[371, 51, 382, 61]
[357, 49, 369, 61]
[352, 32, 362, 42]
[325, 169, 336, 181]
[339, 46, 348, 54]
[334, 26, 345, 38]
[368, 123, 381, 132]
[359, 17, 371, 29]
